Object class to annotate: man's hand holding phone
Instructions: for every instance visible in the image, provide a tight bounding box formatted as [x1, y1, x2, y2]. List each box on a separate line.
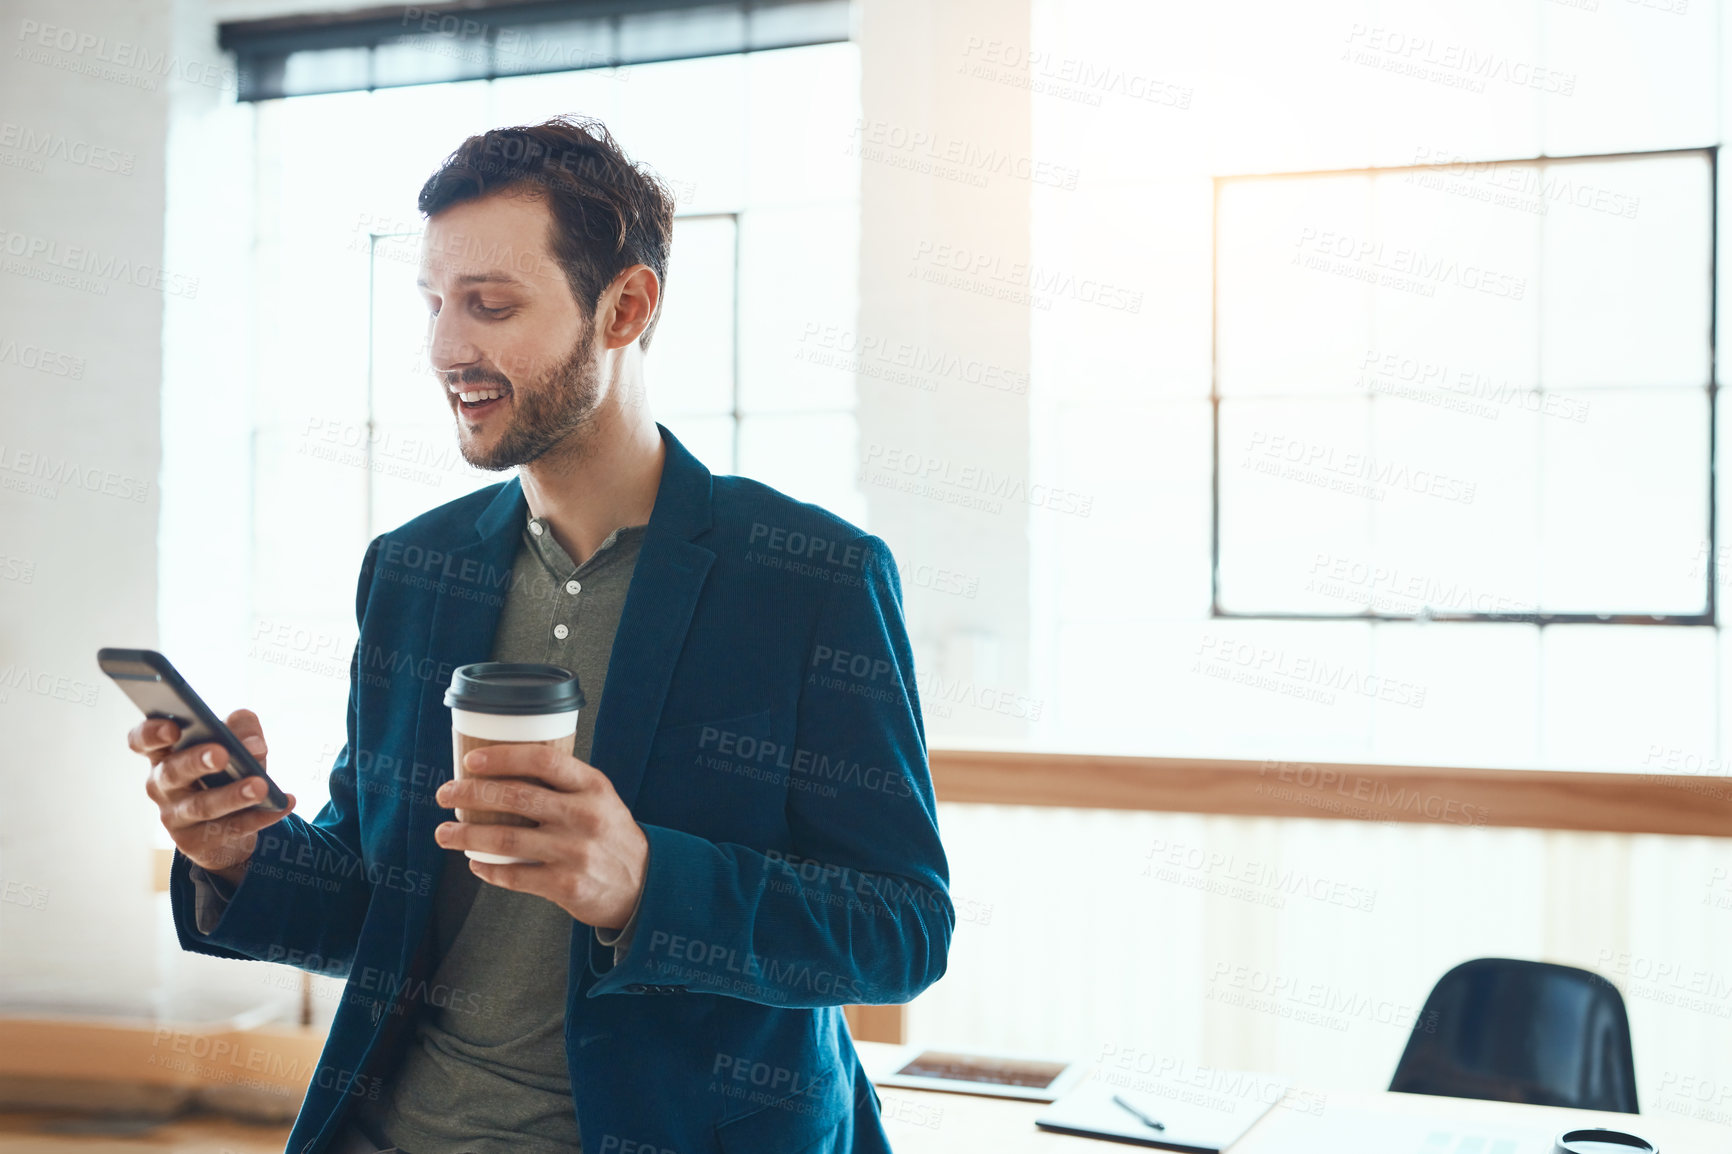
[130, 708, 297, 886]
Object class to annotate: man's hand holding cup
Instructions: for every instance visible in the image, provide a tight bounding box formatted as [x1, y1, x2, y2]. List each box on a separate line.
[433, 663, 647, 930]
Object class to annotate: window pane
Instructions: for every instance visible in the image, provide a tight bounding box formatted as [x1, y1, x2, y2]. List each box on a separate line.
[606, 53, 746, 214]
[1218, 397, 1374, 612]
[736, 412, 865, 526]
[653, 215, 736, 417]
[248, 425, 371, 814]
[1366, 165, 1540, 393]
[1366, 388, 1541, 617]
[243, 607, 356, 804]
[368, 422, 499, 533]
[488, 67, 628, 137]
[1717, 394, 1732, 617]
[662, 414, 735, 475]
[1538, 387, 1708, 613]
[370, 232, 439, 428]
[252, 105, 372, 431]
[252, 428, 368, 615]
[745, 43, 860, 208]
[1539, 153, 1711, 390]
[738, 203, 858, 413]
[340, 80, 497, 214]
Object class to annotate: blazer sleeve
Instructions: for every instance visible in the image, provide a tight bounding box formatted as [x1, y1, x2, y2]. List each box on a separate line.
[166, 534, 385, 977]
[588, 533, 954, 1007]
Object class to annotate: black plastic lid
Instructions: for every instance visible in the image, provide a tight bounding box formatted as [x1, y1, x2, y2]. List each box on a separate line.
[1554, 1131, 1656, 1154]
[444, 663, 584, 715]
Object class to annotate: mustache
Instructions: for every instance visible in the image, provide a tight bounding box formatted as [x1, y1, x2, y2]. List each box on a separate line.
[440, 368, 513, 391]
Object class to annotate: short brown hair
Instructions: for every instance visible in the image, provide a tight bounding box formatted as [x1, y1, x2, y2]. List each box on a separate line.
[418, 115, 676, 350]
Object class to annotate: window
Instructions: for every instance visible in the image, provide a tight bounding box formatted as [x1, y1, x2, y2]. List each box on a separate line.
[1214, 149, 1714, 623]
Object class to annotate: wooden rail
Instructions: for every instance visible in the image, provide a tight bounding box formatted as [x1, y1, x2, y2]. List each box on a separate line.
[929, 749, 1732, 837]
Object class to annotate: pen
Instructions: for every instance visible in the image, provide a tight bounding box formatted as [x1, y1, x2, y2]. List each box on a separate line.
[1112, 1093, 1166, 1131]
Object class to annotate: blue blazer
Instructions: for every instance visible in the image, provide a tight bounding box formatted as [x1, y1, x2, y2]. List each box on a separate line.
[169, 424, 953, 1154]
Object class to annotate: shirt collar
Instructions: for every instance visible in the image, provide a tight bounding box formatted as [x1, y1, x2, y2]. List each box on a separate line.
[524, 513, 647, 578]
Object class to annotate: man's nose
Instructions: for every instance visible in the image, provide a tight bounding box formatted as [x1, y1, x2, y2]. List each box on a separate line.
[427, 312, 479, 374]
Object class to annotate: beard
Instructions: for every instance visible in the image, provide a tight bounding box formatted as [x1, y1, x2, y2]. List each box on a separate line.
[449, 323, 600, 471]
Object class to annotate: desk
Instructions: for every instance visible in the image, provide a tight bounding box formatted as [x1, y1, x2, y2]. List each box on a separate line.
[856, 1046, 1726, 1152]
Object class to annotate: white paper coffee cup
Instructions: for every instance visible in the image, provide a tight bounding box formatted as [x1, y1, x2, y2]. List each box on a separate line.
[444, 663, 585, 866]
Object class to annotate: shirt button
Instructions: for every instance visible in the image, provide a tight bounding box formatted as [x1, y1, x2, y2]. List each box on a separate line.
[566, 579, 581, 595]
[553, 624, 570, 640]
[529, 520, 544, 537]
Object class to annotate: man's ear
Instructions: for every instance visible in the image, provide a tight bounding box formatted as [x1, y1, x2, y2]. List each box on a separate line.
[599, 265, 660, 350]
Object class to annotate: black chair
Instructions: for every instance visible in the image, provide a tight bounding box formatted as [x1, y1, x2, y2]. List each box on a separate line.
[1389, 957, 1639, 1114]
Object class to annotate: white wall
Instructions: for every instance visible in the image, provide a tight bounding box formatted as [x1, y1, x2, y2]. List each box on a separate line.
[0, 0, 173, 1008]
[858, 0, 1037, 746]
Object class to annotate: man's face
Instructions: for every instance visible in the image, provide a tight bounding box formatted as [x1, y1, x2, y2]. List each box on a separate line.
[417, 190, 601, 470]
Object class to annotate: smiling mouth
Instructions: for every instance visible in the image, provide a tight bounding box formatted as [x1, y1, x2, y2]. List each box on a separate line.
[448, 382, 512, 416]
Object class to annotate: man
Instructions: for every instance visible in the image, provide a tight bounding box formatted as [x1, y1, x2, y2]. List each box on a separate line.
[128, 115, 952, 1154]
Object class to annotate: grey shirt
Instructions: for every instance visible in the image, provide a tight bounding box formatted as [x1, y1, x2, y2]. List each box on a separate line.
[191, 512, 648, 1154]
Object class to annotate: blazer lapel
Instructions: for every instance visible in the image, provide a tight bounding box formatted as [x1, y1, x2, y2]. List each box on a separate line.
[587, 533, 713, 811]
[397, 478, 526, 973]
[587, 425, 716, 811]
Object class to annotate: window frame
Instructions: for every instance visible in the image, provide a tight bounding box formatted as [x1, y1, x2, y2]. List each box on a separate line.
[1207, 145, 1721, 628]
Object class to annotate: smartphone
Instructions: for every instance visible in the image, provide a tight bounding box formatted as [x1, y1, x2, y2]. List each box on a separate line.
[98, 647, 289, 812]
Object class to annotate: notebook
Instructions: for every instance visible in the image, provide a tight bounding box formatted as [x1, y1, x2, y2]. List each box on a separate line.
[1034, 1068, 1290, 1153]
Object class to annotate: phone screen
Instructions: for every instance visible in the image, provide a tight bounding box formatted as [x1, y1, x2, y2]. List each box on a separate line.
[99, 648, 288, 810]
